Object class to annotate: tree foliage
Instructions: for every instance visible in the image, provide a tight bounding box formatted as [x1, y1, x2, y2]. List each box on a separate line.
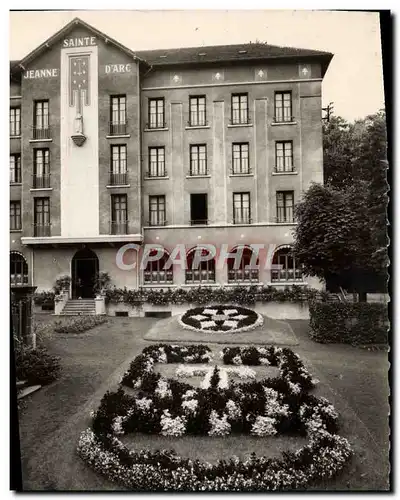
[294, 110, 388, 298]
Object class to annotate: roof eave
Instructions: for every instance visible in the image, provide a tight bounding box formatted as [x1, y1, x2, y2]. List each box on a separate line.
[12, 17, 150, 72]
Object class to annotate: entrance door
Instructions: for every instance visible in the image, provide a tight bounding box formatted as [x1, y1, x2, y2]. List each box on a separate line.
[71, 248, 99, 298]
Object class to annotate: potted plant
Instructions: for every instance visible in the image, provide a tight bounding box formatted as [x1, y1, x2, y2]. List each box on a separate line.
[54, 275, 71, 295]
[93, 271, 111, 297]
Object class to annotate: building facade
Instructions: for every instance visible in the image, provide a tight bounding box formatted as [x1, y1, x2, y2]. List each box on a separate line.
[10, 18, 332, 298]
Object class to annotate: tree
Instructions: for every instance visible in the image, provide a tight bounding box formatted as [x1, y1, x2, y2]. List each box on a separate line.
[297, 110, 389, 300]
[293, 183, 385, 301]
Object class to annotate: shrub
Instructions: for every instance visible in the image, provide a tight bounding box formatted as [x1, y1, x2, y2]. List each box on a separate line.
[54, 315, 107, 333]
[33, 291, 55, 307]
[309, 302, 389, 344]
[14, 343, 61, 385]
[54, 275, 71, 294]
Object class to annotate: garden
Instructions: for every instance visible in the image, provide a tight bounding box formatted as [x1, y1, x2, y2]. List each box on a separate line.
[77, 303, 354, 491]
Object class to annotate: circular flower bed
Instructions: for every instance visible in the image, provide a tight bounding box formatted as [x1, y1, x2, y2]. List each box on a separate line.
[179, 305, 263, 333]
[78, 344, 352, 491]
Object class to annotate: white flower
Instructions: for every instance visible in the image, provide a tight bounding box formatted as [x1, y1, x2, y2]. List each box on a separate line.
[251, 416, 277, 436]
[232, 355, 242, 365]
[136, 397, 153, 412]
[201, 320, 217, 329]
[111, 416, 125, 435]
[226, 400, 241, 420]
[208, 410, 231, 436]
[182, 389, 197, 400]
[202, 308, 218, 315]
[160, 410, 186, 436]
[156, 347, 167, 363]
[224, 320, 238, 329]
[260, 357, 270, 366]
[155, 379, 173, 399]
[133, 378, 142, 389]
[288, 381, 301, 394]
[223, 309, 238, 315]
[181, 398, 198, 415]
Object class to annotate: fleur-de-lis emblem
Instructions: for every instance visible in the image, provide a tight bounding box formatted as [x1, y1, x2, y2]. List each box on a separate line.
[173, 74, 180, 82]
[302, 67, 309, 76]
[258, 69, 264, 77]
[215, 72, 221, 80]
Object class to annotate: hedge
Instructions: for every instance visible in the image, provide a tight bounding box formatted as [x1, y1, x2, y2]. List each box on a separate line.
[309, 302, 389, 345]
[104, 285, 324, 307]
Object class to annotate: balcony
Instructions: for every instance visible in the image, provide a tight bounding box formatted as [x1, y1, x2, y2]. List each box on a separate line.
[189, 166, 208, 176]
[32, 174, 51, 189]
[276, 208, 294, 223]
[228, 268, 259, 283]
[147, 164, 167, 178]
[32, 127, 51, 140]
[271, 269, 303, 282]
[231, 166, 251, 175]
[10, 273, 29, 287]
[146, 120, 166, 130]
[108, 121, 127, 136]
[33, 223, 51, 237]
[229, 113, 251, 126]
[233, 208, 251, 225]
[148, 218, 167, 227]
[144, 270, 173, 284]
[109, 172, 128, 186]
[110, 220, 128, 235]
[185, 269, 215, 284]
[273, 115, 295, 124]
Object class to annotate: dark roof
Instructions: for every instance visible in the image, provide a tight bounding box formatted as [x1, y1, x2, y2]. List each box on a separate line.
[10, 18, 333, 78]
[136, 42, 332, 66]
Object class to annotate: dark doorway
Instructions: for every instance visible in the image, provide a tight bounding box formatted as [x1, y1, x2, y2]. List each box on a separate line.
[190, 193, 208, 225]
[71, 248, 99, 299]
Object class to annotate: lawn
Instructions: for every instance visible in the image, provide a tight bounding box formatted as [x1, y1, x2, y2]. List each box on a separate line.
[16, 315, 390, 491]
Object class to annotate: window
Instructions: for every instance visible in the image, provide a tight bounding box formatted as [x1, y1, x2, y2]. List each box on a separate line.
[110, 95, 127, 135]
[275, 141, 293, 172]
[190, 193, 208, 225]
[111, 194, 128, 234]
[232, 143, 250, 174]
[110, 145, 127, 185]
[10, 107, 21, 136]
[189, 96, 206, 126]
[233, 192, 251, 224]
[231, 93, 249, 124]
[272, 246, 303, 282]
[10, 201, 21, 230]
[149, 195, 166, 226]
[34, 197, 50, 236]
[10, 154, 21, 184]
[190, 145, 207, 176]
[228, 246, 259, 283]
[144, 248, 173, 284]
[10, 252, 28, 286]
[148, 98, 165, 129]
[148, 147, 166, 177]
[33, 149, 50, 188]
[185, 247, 215, 284]
[33, 100, 50, 139]
[274, 92, 292, 122]
[276, 191, 294, 223]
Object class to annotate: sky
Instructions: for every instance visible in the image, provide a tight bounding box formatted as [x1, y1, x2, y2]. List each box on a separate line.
[9, 9, 385, 122]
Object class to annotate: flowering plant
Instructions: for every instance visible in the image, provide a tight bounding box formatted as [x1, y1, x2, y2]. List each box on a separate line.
[79, 344, 352, 491]
[179, 305, 263, 333]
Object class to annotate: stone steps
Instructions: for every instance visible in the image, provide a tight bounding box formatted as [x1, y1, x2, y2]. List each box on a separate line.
[61, 299, 96, 316]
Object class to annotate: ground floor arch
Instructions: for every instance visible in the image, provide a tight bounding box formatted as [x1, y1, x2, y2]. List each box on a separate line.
[71, 247, 99, 298]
